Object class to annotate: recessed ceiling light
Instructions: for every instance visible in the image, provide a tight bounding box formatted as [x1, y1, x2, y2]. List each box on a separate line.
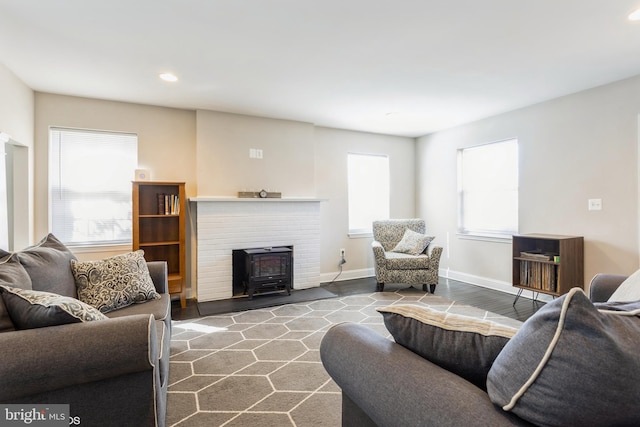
[159, 73, 178, 82]
[629, 8, 640, 21]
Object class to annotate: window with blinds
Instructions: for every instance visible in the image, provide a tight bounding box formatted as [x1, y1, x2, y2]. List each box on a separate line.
[347, 152, 390, 236]
[457, 139, 518, 239]
[49, 127, 137, 246]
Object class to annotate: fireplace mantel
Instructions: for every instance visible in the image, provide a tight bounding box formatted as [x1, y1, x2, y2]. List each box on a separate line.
[190, 196, 324, 203]
[191, 197, 322, 302]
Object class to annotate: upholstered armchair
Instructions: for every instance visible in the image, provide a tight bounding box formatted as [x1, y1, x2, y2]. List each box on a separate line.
[372, 219, 443, 293]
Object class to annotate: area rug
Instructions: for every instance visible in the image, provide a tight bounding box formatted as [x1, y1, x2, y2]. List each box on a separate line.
[167, 288, 523, 427]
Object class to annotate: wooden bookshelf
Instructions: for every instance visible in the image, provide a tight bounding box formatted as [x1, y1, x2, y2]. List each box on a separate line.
[132, 181, 186, 308]
[512, 234, 583, 300]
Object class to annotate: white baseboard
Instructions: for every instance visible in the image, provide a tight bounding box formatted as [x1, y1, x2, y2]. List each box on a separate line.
[319, 268, 375, 284]
[441, 268, 553, 302]
[317, 267, 552, 302]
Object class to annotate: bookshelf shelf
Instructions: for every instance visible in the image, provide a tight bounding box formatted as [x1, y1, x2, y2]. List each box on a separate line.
[133, 181, 186, 308]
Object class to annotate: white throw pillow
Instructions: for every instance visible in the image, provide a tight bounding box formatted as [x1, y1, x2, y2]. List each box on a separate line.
[608, 269, 640, 302]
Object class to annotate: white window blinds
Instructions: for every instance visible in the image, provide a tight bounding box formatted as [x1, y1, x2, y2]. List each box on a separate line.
[348, 153, 390, 235]
[49, 127, 137, 246]
[458, 139, 518, 238]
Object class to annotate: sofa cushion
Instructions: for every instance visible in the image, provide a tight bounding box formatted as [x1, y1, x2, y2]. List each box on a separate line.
[15, 233, 78, 298]
[487, 288, 640, 426]
[0, 253, 34, 333]
[0, 285, 108, 330]
[391, 229, 434, 256]
[608, 268, 640, 302]
[377, 304, 518, 390]
[384, 252, 431, 270]
[71, 250, 160, 313]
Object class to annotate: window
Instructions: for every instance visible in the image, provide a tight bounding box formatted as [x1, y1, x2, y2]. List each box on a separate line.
[347, 153, 390, 236]
[458, 139, 518, 239]
[49, 128, 137, 246]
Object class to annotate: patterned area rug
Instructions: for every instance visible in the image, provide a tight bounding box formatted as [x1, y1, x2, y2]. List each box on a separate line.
[167, 288, 522, 427]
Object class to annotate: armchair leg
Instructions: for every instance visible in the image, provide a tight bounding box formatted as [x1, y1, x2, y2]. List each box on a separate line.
[376, 282, 385, 292]
[422, 284, 437, 293]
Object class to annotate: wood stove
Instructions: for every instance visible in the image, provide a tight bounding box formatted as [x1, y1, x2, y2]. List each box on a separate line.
[233, 246, 293, 299]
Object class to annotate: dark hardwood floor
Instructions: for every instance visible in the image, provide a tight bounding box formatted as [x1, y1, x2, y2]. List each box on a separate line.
[173, 276, 544, 322]
[322, 276, 544, 322]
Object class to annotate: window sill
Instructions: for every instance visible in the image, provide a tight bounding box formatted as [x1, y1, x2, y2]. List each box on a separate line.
[456, 233, 512, 243]
[348, 231, 373, 239]
[67, 243, 133, 254]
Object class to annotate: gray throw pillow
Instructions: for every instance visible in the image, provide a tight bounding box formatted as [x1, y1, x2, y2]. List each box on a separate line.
[71, 250, 160, 313]
[391, 229, 434, 256]
[487, 288, 640, 426]
[378, 304, 518, 390]
[0, 285, 107, 330]
[16, 233, 78, 298]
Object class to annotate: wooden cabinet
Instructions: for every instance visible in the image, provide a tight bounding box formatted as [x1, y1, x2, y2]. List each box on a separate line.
[512, 234, 583, 299]
[132, 181, 186, 307]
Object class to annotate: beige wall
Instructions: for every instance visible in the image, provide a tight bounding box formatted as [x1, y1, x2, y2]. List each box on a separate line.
[33, 93, 198, 294]
[314, 127, 416, 278]
[196, 110, 316, 197]
[0, 63, 34, 249]
[29, 94, 415, 297]
[417, 74, 640, 293]
[20, 72, 640, 299]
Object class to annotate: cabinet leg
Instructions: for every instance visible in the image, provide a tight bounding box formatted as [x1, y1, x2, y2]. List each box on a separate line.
[512, 288, 524, 306]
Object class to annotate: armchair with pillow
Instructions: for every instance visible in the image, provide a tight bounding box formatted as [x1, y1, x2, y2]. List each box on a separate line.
[0, 234, 171, 427]
[321, 273, 640, 427]
[372, 219, 443, 293]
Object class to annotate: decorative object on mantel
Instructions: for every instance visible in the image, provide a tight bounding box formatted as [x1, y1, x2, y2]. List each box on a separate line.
[238, 190, 282, 198]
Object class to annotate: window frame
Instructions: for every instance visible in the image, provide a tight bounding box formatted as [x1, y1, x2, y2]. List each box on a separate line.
[457, 138, 519, 241]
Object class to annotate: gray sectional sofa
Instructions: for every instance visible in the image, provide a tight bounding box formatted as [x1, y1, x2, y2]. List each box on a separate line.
[321, 274, 640, 427]
[0, 234, 171, 427]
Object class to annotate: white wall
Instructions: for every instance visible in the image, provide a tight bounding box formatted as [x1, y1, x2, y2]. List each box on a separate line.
[417, 74, 640, 293]
[0, 63, 34, 249]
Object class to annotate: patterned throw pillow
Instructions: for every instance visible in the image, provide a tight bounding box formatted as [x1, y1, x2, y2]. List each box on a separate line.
[378, 304, 518, 390]
[391, 229, 434, 256]
[0, 285, 107, 330]
[71, 250, 160, 313]
[487, 288, 640, 426]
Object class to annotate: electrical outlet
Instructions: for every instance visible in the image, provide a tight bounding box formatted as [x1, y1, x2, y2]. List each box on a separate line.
[340, 248, 346, 258]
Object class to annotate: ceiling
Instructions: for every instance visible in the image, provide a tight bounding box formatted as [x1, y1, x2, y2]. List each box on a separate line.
[1, 0, 640, 137]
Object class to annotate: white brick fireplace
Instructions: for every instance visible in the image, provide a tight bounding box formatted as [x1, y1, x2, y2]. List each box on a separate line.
[191, 197, 322, 302]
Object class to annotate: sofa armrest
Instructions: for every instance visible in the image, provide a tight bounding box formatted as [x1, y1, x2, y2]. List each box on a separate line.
[147, 261, 169, 294]
[371, 241, 386, 268]
[589, 273, 627, 303]
[0, 314, 158, 401]
[428, 245, 443, 271]
[320, 323, 531, 427]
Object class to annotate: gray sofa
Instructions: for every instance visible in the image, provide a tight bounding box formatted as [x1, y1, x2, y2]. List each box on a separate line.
[0, 235, 171, 427]
[320, 274, 636, 427]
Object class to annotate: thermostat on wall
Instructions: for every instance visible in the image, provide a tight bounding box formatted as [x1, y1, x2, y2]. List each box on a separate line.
[135, 169, 151, 181]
